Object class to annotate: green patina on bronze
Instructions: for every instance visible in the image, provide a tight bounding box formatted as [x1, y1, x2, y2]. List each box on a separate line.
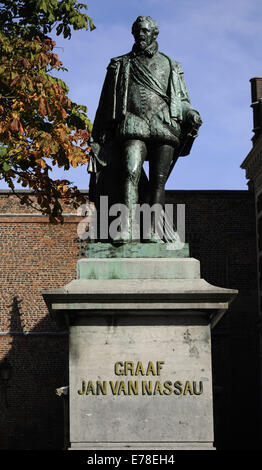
[88, 16, 202, 244]
[84, 242, 189, 259]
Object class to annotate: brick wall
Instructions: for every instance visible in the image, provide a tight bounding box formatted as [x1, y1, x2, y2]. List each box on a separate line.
[0, 189, 260, 449]
[0, 191, 83, 449]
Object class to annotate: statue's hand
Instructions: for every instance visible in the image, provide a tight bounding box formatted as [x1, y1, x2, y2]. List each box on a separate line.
[186, 110, 203, 128]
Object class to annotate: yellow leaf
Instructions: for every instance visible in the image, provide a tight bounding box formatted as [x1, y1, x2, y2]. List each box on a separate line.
[12, 100, 19, 109]
[36, 158, 46, 169]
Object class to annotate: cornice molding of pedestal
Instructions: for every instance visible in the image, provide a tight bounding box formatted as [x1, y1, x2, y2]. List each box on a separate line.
[43, 278, 238, 331]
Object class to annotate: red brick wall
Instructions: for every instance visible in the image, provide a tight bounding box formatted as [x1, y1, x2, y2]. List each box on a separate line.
[0, 191, 86, 449]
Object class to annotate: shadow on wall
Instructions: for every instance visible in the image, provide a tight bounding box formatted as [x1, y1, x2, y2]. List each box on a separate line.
[0, 296, 68, 450]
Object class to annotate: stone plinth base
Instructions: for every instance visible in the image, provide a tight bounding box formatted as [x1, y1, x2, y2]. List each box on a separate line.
[67, 312, 214, 449]
[43, 245, 237, 450]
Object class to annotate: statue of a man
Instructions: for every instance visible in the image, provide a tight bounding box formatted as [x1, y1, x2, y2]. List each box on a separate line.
[89, 16, 202, 243]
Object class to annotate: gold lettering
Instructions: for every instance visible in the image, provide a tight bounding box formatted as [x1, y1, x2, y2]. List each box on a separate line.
[96, 381, 107, 395]
[109, 380, 119, 395]
[146, 361, 156, 376]
[128, 380, 139, 395]
[125, 361, 135, 375]
[193, 381, 203, 395]
[86, 380, 96, 395]
[78, 380, 86, 395]
[142, 380, 152, 395]
[135, 361, 145, 376]
[114, 362, 123, 375]
[118, 381, 127, 395]
[156, 361, 165, 375]
[163, 380, 173, 395]
[77, 374, 203, 398]
[153, 380, 163, 395]
[174, 381, 183, 395]
[183, 381, 193, 395]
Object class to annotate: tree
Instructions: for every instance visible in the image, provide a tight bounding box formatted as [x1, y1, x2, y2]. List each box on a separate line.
[0, 0, 95, 222]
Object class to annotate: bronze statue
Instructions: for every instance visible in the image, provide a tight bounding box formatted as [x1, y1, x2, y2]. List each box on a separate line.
[88, 16, 202, 243]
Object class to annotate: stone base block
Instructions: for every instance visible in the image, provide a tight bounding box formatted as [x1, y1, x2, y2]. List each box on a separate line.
[69, 314, 214, 449]
[42, 253, 237, 451]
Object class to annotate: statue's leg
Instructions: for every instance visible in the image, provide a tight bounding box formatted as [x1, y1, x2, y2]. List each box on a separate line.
[149, 143, 174, 206]
[122, 139, 147, 207]
[113, 139, 147, 242]
[147, 144, 175, 242]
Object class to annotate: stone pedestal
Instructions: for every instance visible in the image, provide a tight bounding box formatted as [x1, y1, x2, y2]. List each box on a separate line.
[43, 243, 237, 450]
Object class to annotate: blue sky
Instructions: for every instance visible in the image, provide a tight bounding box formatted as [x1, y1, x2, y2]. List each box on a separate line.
[2, 0, 262, 190]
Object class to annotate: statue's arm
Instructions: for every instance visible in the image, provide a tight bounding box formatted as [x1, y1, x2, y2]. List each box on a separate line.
[166, 60, 202, 157]
[175, 62, 202, 127]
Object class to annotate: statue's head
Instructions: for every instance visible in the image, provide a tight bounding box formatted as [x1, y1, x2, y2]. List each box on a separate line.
[131, 16, 159, 50]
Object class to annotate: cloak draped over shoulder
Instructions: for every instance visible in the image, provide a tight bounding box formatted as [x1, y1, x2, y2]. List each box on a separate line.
[91, 48, 194, 147]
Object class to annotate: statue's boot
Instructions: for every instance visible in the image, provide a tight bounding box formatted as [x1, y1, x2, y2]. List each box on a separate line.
[143, 227, 165, 243]
[111, 201, 140, 244]
[145, 232, 164, 243]
[113, 178, 141, 243]
[143, 205, 165, 243]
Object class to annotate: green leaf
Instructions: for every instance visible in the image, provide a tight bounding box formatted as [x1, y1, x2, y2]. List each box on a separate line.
[0, 146, 7, 157]
[48, 12, 56, 22]
[3, 161, 10, 171]
[36, 0, 48, 13]
[88, 16, 96, 31]
[0, 65, 6, 75]
[56, 23, 63, 36]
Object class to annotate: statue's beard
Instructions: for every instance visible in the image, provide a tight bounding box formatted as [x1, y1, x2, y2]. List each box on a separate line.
[137, 39, 147, 50]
